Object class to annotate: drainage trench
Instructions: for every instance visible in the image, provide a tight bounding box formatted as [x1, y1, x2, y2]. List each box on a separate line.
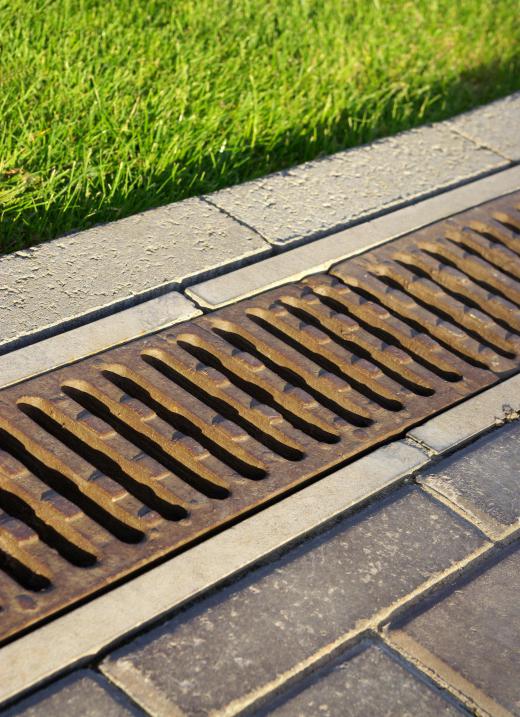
[0, 191, 519, 643]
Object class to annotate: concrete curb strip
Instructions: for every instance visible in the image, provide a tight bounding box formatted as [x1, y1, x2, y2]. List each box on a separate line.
[207, 123, 505, 247]
[0, 440, 427, 707]
[188, 165, 520, 308]
[0, 292, 200, 390]
[408, 374, 520, 454]
[0, 198, 269, 355]
[2, 93, 518, 356]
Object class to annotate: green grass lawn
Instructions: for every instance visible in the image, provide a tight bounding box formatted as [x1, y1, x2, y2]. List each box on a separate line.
[1, 0, 519, 254]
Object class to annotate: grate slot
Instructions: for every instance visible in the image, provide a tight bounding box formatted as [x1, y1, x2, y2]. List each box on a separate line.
[61, 381, 232, 499]
[101, 364, 268, 480]
[278, 295, 435, 397]
[142, 348, 306, 461]
[246, 308, 404, 412]
[176, 332, 340, 444]
[210, 320, 373, 427]
[0, 523, 51, 591]
[306, 279, 463, 383]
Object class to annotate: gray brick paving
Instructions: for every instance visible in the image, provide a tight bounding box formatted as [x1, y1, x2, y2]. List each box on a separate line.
[102, 487, 484, 717]
[207, 124, 505, 247]
[419, 420, 520, 535]
[0, 198, 268, 353]
[449, 92, 520, 161]
[390, 547, 520, 717]
[2, 671, 143, 717]
[258, 641, 465, 717]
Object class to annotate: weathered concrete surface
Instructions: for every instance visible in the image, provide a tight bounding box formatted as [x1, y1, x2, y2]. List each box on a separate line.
[449, 92, 520, 161]
[0, 291, 200, 389]
[188, 165, 520, 308]
[260, 642, 464, 717]
[3, 671, 143, 717]
[102, 488, 483, 717]
[390, 548, 520, 717]
[0, 198, 268, 353]
[206, 124, 505, 246]
[409, 373, 520, 454]
[419, 420, 520, 536]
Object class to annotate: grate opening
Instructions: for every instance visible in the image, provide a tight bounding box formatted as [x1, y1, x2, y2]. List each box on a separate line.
[0, 424, 144, 545]
[61, 382, 231, 500]
[371, 271, 515, 361]
[420, 246, 520, 309]
[245, 309, 404, 412]
[17, 400, 189, 521]
[307, 283, 463, 383]
[330, 277, 489, 371]
[1, 190, 519, 643]
[277, 297, 435, 397]
[100, 366, 268, 480]
[392, 256, 520, 337]
[176, 335, 339, 445]
[142, 349, 306, 461]
[210, 322, 373, 427]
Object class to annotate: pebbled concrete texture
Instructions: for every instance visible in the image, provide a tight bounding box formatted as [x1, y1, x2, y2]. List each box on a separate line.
[102, 488, 483, 717]
[2, 671, 143, 717]
[206, 123, 505, 246]
[391, 548, 520, 717]
[259, 642, 464, 717]
[448, 92, 520, 161]
[0, 197, 268, 353]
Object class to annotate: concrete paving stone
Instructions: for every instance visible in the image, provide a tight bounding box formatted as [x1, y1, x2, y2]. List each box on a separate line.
[206, 123, 505, 247]
[2, 670, 143, 717]
[102, 487, 485, 717]
[0, 291, 200, 389]
[258, 641, 465, 717]
[409, 374, 520, 454]
[188, 165, 520, 308]
[390, 547, 520, 717]
[419, 420, 520, 536]
[0, 198, 268, 353]
[449, 92, 520, 162]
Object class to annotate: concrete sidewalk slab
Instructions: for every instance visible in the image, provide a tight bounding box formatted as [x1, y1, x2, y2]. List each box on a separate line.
[206, 124, 505, 247]
[0, 198, 268, 354]
[448, 92, 520, 162]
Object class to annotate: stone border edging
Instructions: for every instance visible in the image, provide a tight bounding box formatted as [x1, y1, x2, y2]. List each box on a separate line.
[2, 92, 519, 357]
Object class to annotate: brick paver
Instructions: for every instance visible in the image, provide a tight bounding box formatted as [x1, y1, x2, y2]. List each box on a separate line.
[102, 488, 484, 716]
[420, 421, 520, 535]
[258, 641, 465, 717]
[389, 547, 520, 716]
[3, 671, 142, 717]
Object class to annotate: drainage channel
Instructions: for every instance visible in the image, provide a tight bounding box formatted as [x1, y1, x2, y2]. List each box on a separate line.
[0, 191, 519, 644]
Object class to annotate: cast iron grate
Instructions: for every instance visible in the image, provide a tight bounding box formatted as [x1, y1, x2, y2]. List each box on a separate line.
[0, 191, 519, 642]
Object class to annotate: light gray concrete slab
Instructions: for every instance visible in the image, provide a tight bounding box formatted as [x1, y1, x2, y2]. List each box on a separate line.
[0, 440, 427, 707]
[188, 165, 520, 308]
[259, 642, 465, 717]
[419, 421, 520, 538]
[0, 292, 199, 389]
[101, 488, 483, 717]
[2, 671, 143, 717]
[449, 92, 520, 161]
[0, 198, 268, 353]
[206, 123, 506, 247]
[408, 374, 520, 454]
[390, 547, 520, 717]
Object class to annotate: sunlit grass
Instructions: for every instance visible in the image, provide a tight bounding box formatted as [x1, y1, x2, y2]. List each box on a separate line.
[1, 0, 519, 253]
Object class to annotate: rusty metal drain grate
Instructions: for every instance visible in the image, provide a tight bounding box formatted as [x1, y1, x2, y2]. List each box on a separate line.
[1, 191, 520, 642]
